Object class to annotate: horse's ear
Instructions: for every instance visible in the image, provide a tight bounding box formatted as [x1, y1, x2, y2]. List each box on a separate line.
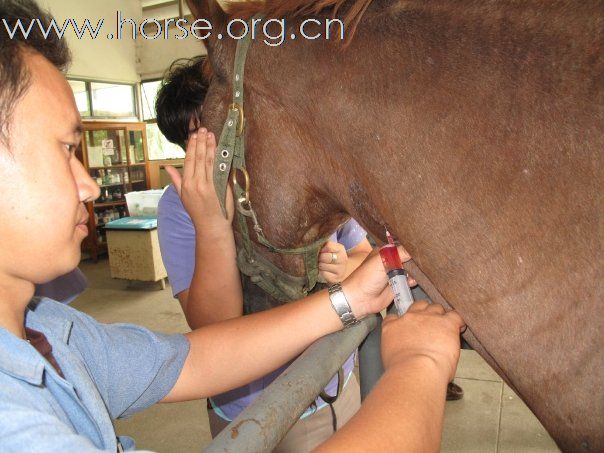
[186, 0, 226, 53]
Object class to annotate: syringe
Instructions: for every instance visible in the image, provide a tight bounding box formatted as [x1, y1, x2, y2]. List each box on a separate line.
[379, 229, 414, 316]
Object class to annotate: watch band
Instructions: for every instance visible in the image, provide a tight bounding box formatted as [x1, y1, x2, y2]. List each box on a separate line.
[328, 283, 359, 328]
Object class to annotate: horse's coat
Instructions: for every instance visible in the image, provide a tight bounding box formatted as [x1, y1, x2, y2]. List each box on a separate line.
[188, 1, 604, 451]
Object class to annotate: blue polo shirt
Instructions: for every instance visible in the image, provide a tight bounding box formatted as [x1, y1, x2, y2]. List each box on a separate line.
[0, 297, 189, 451]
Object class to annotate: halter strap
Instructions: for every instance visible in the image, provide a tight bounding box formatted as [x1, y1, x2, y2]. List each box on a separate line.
[212, 16, 331, 299]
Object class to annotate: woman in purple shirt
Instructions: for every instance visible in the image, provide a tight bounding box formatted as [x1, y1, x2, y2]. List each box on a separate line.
[156, 58, 372, 452]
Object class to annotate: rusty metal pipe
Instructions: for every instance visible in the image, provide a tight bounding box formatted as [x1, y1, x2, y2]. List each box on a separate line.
[203, 315, 379, 453]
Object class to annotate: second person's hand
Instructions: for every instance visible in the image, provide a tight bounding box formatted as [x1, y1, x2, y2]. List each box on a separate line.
[165, 128, 235, 237]
[381, 302, 466, 382]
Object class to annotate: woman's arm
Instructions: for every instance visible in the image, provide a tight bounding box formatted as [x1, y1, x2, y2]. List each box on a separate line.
[166, 129, 242, 328]
[319, 239, 373, 284]
[343, 239, 373, 278]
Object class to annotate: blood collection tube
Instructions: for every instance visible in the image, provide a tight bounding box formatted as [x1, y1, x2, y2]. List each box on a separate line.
[379, 230, 414, 316]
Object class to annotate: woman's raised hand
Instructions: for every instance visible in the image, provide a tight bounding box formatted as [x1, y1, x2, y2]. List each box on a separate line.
[165, 128, 235, 238]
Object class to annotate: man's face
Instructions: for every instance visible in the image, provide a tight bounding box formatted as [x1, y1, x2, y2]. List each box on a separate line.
[0, 51, 99, 285]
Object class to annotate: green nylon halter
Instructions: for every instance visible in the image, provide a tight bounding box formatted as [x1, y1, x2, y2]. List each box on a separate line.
[212, 18, 331, 301]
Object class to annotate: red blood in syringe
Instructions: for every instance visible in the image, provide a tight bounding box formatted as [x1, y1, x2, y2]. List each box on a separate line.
[379, 230, 403, 273]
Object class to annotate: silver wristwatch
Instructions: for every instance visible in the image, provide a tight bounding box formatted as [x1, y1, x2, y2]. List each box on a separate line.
[328, 283, 359, 328]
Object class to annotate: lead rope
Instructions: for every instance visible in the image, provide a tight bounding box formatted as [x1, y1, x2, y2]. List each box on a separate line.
[318, 367, 344, 432]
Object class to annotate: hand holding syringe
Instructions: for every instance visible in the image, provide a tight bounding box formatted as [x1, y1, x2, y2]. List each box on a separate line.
[379, 229, 414, 316]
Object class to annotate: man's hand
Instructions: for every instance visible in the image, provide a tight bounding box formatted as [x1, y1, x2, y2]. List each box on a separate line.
[381, 301, 466, 383]
[318, 241, 348, 283]
[165, 128, 234, 238]
[342, 246, 411, 318]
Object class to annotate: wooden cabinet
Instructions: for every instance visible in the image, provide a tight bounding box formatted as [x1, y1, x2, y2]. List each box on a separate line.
[76, 121, 150, 261]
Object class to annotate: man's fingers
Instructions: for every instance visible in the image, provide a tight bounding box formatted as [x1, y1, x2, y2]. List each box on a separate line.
[165, 166, 183, 196]
[407, 300, 430, 312]
[446, 310, 466, 331]
[382, 313, 398, 325]
[426, 303, 446, 314]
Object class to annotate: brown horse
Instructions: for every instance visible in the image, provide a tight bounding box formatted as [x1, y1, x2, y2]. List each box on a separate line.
[187, 0, 603, 451]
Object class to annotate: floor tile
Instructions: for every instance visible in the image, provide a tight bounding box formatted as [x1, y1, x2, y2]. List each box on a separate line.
[498, 385, 560, 453]
[455, 350, 503, 383]
[441, 378, 502, 453]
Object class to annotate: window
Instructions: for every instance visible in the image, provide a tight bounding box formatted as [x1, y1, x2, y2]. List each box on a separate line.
[141, 80, 161, 121]
[141, 79, 186, 160]
[68, 80, 90, 117]
[90, 83, 137, 118]
[145, 122, 186, 160]
[67, 79, 137, 119]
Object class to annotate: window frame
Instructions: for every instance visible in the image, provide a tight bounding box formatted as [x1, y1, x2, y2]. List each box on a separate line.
[140, 77, 186, 161]
[67, 78, 139, 120]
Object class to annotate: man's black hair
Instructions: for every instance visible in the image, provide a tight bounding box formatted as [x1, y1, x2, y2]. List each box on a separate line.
[0, 0, 71, 144]
[155, 56, 208, 150]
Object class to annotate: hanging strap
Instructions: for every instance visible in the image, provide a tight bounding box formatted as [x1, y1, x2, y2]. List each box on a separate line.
[212, 16, 335, 297]
[213, 25, 252, 218]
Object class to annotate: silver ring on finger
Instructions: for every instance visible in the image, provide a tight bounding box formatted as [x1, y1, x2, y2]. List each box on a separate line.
[330, 252, 338, 264]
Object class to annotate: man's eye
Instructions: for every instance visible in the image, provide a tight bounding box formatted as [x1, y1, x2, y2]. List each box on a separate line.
[64, 144, 76, 154]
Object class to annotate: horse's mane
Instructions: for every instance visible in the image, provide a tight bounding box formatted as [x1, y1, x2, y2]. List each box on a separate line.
[223, 0, 374, 39]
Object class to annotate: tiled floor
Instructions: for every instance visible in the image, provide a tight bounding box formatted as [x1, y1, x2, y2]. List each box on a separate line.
[72, 258, 560, 452]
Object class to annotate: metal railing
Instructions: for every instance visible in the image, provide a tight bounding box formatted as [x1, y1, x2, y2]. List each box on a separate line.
[203, 315, 379, 453]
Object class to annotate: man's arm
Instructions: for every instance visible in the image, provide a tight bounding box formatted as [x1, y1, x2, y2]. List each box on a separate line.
[317, 357, 448, 452]
[162, 245, 403, 403]
[316, 302, 465, 452]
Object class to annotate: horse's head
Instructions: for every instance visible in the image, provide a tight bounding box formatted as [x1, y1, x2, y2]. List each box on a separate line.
[186, 0, 356, 278]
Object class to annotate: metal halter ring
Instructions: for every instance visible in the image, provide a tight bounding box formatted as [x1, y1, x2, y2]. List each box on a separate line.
[231, 167, 250, 204]
[230, 102, 245, 136]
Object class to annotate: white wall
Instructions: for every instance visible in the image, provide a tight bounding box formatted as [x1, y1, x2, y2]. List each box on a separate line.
[40, 1, 206, 82]
[136, 28, 206, 80]
[40, 0, 142, 83]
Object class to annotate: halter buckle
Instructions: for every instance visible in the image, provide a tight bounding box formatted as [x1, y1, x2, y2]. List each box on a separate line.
[231, 167, 250, 204]
[230, 102, 245, 136]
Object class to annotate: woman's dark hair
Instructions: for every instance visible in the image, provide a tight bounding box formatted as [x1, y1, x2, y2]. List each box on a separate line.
[155, 56, 208, 150]
[0, 0, 71, 144]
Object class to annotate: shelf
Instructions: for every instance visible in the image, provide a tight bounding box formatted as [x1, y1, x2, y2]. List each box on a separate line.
[90, 164, 128, 169]
[94, 201, 127, 208]
[79, 121, 150, 263]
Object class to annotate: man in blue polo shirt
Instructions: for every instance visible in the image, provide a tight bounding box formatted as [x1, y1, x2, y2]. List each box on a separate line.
[0, 1, 465, 451]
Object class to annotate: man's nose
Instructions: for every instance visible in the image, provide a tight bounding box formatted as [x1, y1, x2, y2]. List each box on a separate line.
[73, 158, 100, 202]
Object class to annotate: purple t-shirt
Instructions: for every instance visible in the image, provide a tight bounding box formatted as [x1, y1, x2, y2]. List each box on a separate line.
[157, 185, 368, 421]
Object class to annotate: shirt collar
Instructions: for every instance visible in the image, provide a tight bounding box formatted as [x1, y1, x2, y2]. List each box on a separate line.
[0, 298, 73, 385]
